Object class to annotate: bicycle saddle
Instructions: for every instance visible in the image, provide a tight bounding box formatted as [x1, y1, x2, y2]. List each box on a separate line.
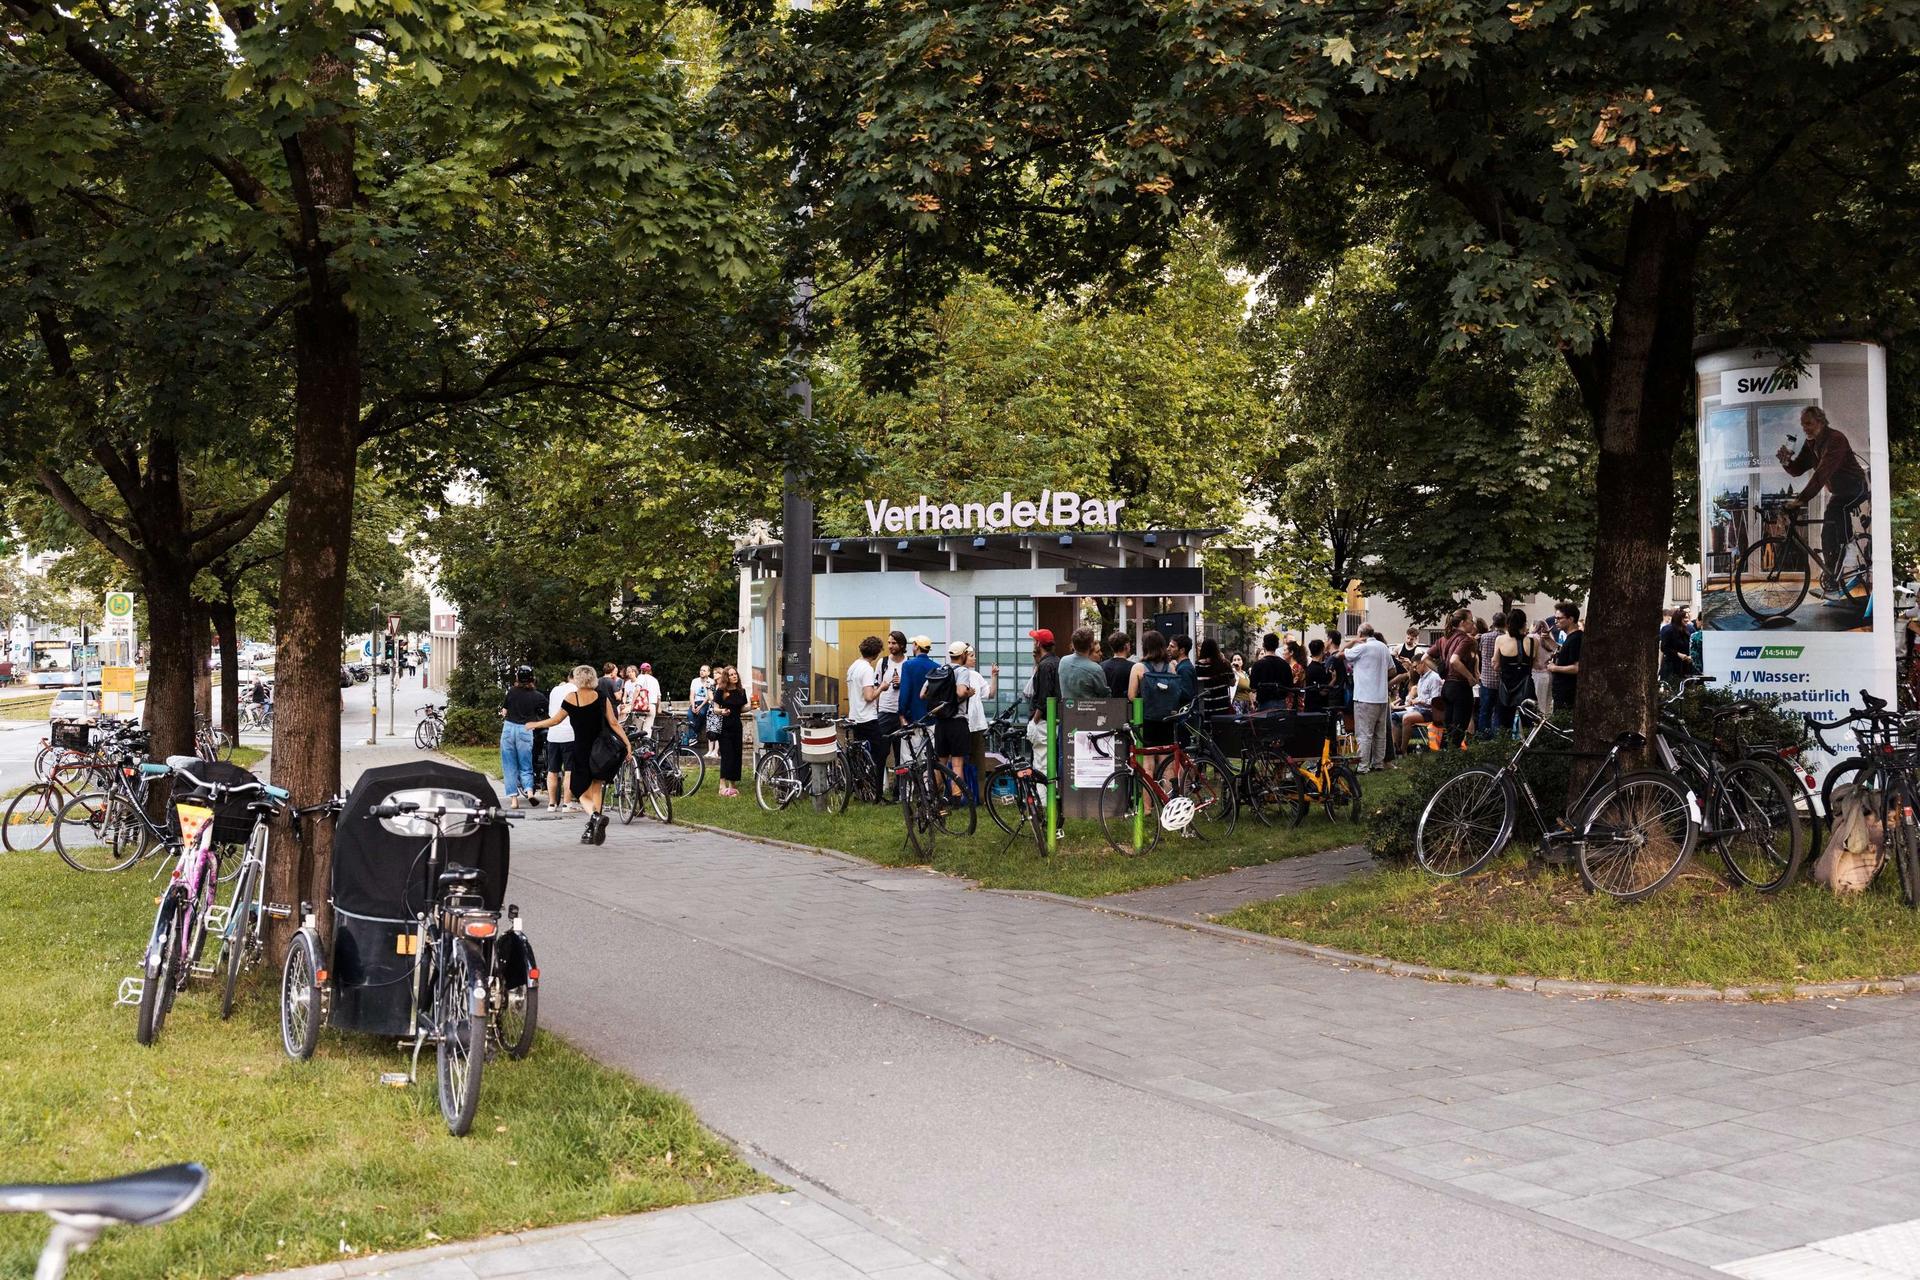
[1613, 731, 1648, 750]
[1712, 703, 1758, 721]
[438, 864, 483, 887]
[0, 1163, 207, 1225]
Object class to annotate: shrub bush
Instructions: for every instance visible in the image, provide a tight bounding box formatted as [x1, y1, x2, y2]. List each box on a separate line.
[442, 706, 499, 747]
[1367, 716, 1575, 862]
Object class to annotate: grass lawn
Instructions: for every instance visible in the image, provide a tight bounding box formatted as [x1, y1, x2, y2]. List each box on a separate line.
[1221, 856, 1920, 990]
[436, 740, 1403, 897]
[0, 855, 770, 1278]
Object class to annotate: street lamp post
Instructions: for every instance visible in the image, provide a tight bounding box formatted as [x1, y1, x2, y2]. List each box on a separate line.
[366, 605, 379, 746]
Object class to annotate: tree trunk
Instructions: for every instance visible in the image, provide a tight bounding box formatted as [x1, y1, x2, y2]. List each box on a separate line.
[190, 606, 212, 723]
[210, 599, 240, 744]
[1569, 197, 1699, 761]
[140, 566, 198, 763]
[264, 297, 361, 953]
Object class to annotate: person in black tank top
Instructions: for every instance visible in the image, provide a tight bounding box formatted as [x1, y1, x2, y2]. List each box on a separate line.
[530, 664, 632, 845]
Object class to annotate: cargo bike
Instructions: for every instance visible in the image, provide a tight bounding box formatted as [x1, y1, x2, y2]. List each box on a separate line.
[278, 762, 539, 1135]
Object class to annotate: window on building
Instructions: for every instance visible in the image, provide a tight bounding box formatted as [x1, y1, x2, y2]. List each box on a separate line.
[975, 597, 1036, 717]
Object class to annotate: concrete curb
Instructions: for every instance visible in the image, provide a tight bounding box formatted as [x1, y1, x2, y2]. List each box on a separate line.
[994, 888, 1915, 1004]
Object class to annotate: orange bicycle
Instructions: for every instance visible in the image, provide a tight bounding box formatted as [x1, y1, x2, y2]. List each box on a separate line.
[1090, 714, 1237, 854]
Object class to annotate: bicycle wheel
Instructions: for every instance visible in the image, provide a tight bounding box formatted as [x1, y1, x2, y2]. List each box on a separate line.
[1715, 759, 1805, 893]
[1822, 757, 1876, 827]
[644, 765, 672, 823]
[1098, 770, 1160, 855]
[929, 762, 975, 837]
[436, 944, 485, 1136]
[1885, 788, 1920, 908]
[901, 775, 939, 862]
[984, 763, 1027, 836]
[1734, 535, 1811, 621]
[136, 899, 183, 1047]
[674, 747, 706, 797]
[1185, 758, 1238, 837]
[1576, 771, 1699, 901]
[1243, 749, 1308, 828]
[414, 721, 432, 750]
[280, 928, 323, 1060]
[755, 753, 799, 811]
[499, 971, 539, 1060]
[3, 783, 61, 853]
[1415, 768, 1515, 877]
[619, 762, 641, 824]
[213, 841, 245, 884]
[218, 859, 259, 1020]
[1323, 764, 1362, 824]
[54, 792, 144, 872]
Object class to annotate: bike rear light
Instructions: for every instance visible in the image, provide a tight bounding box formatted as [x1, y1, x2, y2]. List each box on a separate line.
[528, 967, 540, 980]
[315, 969, 328, 981]
[462, 920, 497, 938]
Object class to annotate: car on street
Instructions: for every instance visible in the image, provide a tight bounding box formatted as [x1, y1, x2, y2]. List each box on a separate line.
[48, 687, 99, 722]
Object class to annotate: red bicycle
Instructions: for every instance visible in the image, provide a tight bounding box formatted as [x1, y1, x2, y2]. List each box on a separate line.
[1090, 715, 1238, 854]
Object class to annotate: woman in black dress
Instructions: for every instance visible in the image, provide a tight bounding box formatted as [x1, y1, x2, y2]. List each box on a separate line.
[713, 666, 749, 797]
[529, 664, 631, 844]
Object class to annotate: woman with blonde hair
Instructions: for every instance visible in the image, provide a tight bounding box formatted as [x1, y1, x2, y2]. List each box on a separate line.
[528, 664, 631, 844]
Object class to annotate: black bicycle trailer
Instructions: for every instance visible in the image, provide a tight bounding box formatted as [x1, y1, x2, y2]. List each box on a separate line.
[278, 762, 538, 1117]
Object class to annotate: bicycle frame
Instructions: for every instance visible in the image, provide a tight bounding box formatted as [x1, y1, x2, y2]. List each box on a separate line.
[1498, 706, 1640, 849]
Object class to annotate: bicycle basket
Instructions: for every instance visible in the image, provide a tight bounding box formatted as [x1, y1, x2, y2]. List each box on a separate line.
[756, 709, 791, 745]
[51, 721, 92, 750]
[174, 759, 263, 845]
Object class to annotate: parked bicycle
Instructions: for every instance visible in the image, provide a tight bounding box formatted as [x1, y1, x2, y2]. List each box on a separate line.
[414, 703, 445, 750]
[1414, 701, 1700, 901]
[120, 757, 289, 1045]
[1088, 708, 1237, 855]
[6, 721, 141, 854]
[216, 794, 341, 1020]
[611, 739, 673, 824]
[1655, 697, 1805, 892]
[887, 709, 976, 861]
[1808, 692, 1920, 905]
[1, 1163, 207, 1280]
[280, 762, 538, 1137]
[1241, 710, 1360, 826]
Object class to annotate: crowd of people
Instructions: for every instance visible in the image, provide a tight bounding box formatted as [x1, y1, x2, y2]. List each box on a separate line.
[494, 657, 751, 841]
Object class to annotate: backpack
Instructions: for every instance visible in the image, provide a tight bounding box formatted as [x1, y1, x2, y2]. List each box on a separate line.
[1140, 661, 1185, 721]
[636, 683, 652, 714]
[921, 663, 961, 718]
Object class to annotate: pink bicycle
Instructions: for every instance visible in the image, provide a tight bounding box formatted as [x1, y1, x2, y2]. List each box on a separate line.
[124, 757, 287, 1046]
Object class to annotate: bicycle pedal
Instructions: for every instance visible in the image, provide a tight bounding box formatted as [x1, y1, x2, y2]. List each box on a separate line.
[189, 963, 217, 979]
[115, 975, 144, 1007]
[202, 904, 231, 933]
[266, 903, 293, 919]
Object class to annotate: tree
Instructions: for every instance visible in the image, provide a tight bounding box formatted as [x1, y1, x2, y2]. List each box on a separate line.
[719, 0, 1920, 753]
[1248, 247, 1595, 623]
[815, 230, 1262, 536]
[5, 0, 763, 947]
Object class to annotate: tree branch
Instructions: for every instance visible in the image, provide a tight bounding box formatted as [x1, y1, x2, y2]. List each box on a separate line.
[4, 0, 275, 213]
[35, 464, 144, 569]
[186, 472, 295, 565]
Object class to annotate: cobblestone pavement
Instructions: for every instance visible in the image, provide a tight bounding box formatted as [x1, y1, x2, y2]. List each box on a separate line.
[1096, 843, 1375, 919]
[257, 1191, 975, 1280]
[505, 816, 1920, 1275]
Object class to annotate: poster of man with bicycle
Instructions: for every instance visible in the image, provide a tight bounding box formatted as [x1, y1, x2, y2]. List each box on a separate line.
[1694, 340, 1895, 757]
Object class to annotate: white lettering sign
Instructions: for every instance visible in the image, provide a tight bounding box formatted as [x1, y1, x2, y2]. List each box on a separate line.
[863, 492, 1126, 536]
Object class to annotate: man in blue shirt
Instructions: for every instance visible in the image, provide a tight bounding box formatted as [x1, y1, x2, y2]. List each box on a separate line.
[898, 635, 939, 728]
[1170, 635, 1198, 707]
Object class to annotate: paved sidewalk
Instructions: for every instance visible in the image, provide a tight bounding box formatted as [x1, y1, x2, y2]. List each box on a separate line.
[1097, 842, 1375, 919]
[494, 813, 1920, 1276]
[257, 1191, 971, 1280]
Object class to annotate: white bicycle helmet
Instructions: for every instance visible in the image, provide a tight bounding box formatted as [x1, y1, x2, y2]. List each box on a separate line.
[1159, 796, 1197, 832]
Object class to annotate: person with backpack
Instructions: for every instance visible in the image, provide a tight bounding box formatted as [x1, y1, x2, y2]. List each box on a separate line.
[899, 635, 939, 731]
[1494, 610, 1540, 733]
[1129, 630, 1184, 781]
[919, 642, 973, 801]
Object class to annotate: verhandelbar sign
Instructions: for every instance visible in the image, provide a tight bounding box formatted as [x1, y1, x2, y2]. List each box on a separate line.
[863, 491, 1125, 535]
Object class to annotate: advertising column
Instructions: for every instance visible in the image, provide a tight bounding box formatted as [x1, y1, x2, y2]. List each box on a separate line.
[1695, 341, 1893, 771]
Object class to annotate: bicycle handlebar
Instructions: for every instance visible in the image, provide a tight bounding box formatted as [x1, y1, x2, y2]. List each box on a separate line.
[368, 800, 521, 823]
[142, 759, 289, 803]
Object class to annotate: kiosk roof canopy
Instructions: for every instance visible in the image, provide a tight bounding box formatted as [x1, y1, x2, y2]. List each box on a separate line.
[734, 528, 1225, 576]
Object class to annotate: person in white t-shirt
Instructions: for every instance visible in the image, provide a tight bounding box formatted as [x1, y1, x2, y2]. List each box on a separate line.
[873, 630, 907, 797]
[545, 678, 577, 811]
[1342, 625, 1393, 773]
[631, 662, 662, 739]
[846, 636, 883, 777]
[1393, 658, 1445, 756]
[958, 643, 997, 796]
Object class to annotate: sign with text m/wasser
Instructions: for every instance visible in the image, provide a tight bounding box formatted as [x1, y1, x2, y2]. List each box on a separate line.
[864, 491, 1126, 535]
